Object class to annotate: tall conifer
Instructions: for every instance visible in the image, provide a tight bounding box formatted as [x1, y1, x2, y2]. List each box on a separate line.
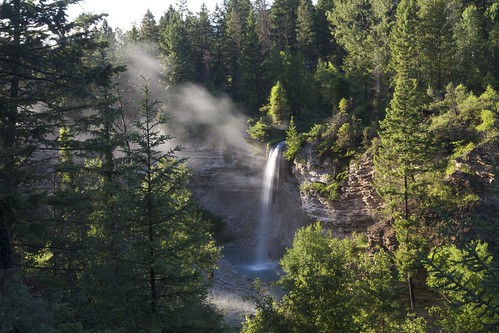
[376, 0, 431, 310]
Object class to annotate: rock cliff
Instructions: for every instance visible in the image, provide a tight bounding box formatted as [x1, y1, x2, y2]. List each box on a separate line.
[292, 144, 382, 238]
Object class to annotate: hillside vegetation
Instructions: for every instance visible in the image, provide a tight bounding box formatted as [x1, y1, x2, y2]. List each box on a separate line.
[1, 0, 498, 332]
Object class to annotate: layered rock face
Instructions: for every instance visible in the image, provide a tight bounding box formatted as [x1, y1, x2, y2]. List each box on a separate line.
[292, 144, 382, 238]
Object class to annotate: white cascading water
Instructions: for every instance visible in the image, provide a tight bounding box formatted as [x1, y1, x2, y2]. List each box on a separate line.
[252, 141, 285, 270]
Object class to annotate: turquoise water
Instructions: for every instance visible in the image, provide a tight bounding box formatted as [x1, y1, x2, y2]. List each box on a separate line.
[221, 247, 282, 282]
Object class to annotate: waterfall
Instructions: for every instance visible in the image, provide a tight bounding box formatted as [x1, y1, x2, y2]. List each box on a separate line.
[254, 141, 285, 267]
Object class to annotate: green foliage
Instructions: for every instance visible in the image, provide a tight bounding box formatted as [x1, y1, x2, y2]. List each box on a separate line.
[247, 115, 281, 143]
[428, 84, 498, 177]
[312, 63, 350, 114]
[160, 8, 196, 84]
[305, 98, 362, 159]
[417, 0, 459, 91]
[276, 49, 320, 123]
[424, 242, 499, 332]
[199, 208, 233, 244]
[390, 314, 428, 333]
[269, 0, 299, 50]
[392, 217, 429, 279]
[0, 274, 56, 333]
[296, 0, 317, 67]
[84, 80, 224, 332]
[0, 0, 118, 271]
[261, 81, 290, 126]
[300, 179, 341, 201]
[476, 109, 497, 133]
[328, 0, 394, 119]
[243, 223, 411, 333]
[329, 0, 393, 81]
[241, 280, 288, 333]
[283, 117, 302, 161]
[239, 7, 270, 111]
[138, 9, 159, 43]
[375, 77, 429, 215]
[247, 80, 292, 144]
[2, 0, 499, 331]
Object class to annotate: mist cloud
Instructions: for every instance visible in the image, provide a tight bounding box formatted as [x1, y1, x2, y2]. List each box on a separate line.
[116, 42, 256, 165]
[165, 84, 249, 149]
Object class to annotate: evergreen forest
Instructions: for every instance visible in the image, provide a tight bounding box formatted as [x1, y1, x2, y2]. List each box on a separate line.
[1, 0, 498, 332]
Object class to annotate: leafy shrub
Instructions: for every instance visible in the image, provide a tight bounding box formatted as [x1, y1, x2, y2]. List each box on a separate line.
[300, 179, 341, 201]
[476, 109, 497, 133]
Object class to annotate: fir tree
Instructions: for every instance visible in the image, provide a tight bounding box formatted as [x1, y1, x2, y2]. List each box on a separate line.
[139, 9, 159, 43]
[261, 81, 291, 126]
[270, 0, 299, 50]
[389, 0, 420, 82]
[425, 241, 499, 332]
[0, 0, 116, 271]
[328, 0, 394, 118]
[86, 80, 224, 331]
[191, 4, 215, 85]
[296, 0, 317, 68]
[375, 76, 431, 310]
[417, 0, 459, 92]
[160, 8, 196, 84]
[239, 8, 270, 112]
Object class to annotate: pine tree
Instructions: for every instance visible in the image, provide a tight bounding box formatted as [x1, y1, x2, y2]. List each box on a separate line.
[139, 9, 159, 43]
[270, 0, 299, 50]
[218, 0, 253, 100]
[0, 2, 123, 330]
[417, 0, 459, 92]
[239, 8, 270, 112]
[424, 241, 499, 332]
[82, 80, 223, 331]
[160, 8, 196, 84]
[329, 0, 394, 118]
[376, 78, 430, 311]
[191, 4, 215, 85]
[296, 0, 317, 68]
[278, 49, 318, 121]
[389, 0, 420, 81]
[284, 117, 301, 160]
[377, 1, 430, 312]
[375, 0, 432, 310]
[0, 0, 116, 272]
[315, 0, 336, 61]
[455, 4, 488, 90]
[261, 81, 291, 126]
[255, 0, 273, 54]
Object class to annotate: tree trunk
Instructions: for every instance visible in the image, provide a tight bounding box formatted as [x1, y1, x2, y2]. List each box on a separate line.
[0, 221, 13, 270]
[0, 0, 21, 271]
[404, 174, 409, 220]
[408, 273, 415, 311]
[146, 111, 157, 314]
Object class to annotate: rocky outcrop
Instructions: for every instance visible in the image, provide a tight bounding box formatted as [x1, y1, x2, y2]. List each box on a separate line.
[450, 137, 499, 248]
[292, 144, 382, 237]
[452, 136, 498, 193]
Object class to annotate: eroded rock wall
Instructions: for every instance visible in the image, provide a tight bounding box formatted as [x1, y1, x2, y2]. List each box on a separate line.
[292, 144, 382, 237]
